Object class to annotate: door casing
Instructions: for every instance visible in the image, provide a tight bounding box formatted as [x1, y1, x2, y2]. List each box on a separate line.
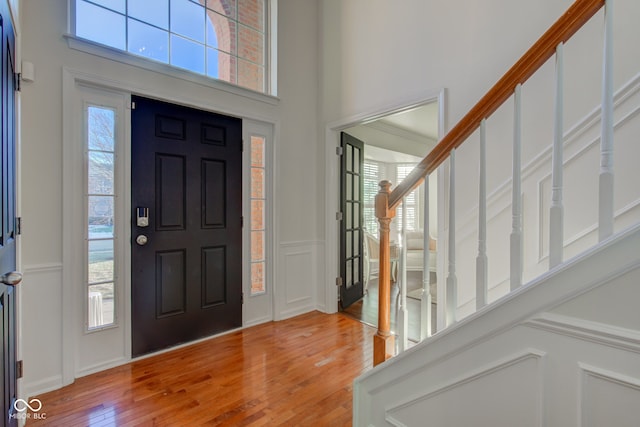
[323, 90, 446, 322]
[61, 69, 277, 385]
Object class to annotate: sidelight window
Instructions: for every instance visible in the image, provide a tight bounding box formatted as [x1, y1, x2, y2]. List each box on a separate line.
[250, 135, 266, 295]
[86, 105, 117, 330]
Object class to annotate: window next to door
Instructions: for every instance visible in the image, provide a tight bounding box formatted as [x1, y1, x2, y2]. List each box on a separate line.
[250, 135, 266, 295]
[86, 105, 118, 330]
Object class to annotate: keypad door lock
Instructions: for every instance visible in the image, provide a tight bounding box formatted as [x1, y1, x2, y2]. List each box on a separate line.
[136, 207, 149, 227]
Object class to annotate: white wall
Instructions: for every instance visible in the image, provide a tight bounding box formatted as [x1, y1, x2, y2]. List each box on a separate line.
[19, 0, 321, 396]
[320, 0, 640, 317]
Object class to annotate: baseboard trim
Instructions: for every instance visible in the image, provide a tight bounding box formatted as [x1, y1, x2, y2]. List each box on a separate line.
[22, 374, 63, 399]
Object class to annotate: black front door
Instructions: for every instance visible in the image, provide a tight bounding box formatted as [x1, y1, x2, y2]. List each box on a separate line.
[131, 96, 243, 357]
[339, 132, 365, 308]
[0, 4, 17, 425]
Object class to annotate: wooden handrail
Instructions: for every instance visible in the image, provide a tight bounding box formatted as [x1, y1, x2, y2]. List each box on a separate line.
[373, 0, 607, 366]
[388, 0, 605, 209]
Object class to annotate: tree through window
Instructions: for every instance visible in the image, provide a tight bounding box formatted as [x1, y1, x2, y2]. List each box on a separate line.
[75, 0, 267, 93]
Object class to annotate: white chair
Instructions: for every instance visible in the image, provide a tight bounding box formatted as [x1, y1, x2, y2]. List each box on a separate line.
[363, 232, 379, 291]
[404, 230, 437, 274]
[364, 231, 401, 289]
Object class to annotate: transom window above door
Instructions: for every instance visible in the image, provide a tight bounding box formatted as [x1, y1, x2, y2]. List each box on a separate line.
[73, 0, 269, 94]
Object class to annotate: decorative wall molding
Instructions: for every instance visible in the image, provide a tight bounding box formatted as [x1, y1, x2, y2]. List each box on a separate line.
[355, 225, 640, 404]
[386, 350, 545, 427]
[276, 240, 321, 320]
[65, 35, 280, 106]
[23, 263, 63, 275]
[457, 72, 640, 239]
[536, 101, 640, 261]
[525, 312, 640, 354]
[579, 363, 640, 426]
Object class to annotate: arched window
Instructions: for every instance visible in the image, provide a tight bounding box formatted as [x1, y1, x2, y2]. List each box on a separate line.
[74, 0, 268, 93]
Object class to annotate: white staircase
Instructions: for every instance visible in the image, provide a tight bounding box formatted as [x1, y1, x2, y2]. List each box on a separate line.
[354, 223, 640, 426]
[359, 0, 640, 425]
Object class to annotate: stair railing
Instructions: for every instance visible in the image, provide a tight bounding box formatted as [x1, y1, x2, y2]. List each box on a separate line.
[373, 0, 610, 366]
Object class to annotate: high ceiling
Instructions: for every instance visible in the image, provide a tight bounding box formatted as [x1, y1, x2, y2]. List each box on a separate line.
[377, 102, 439, 141]
[344, 100, 440, 162]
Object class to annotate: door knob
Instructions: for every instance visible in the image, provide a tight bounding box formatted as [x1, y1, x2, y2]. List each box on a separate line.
[0, 271, 22, 286]
[136, 235, 148, 246]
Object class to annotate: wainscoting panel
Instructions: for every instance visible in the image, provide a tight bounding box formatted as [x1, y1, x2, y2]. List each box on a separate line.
[276, 241, 321, 320]
[454, 73, 640, 313]
[386, 351, 543, 427]
[21, 263, 65, 397]
[354, 227, 640, 426]
[580, 364, 640, 427]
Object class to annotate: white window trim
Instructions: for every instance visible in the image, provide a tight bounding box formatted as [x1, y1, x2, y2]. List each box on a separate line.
[62, 67, 279, 385]
[62, 78, 131, 385]
[66, 0, 279, 103]
[242, 119, 275, 327]
[83, 100, 121, 333]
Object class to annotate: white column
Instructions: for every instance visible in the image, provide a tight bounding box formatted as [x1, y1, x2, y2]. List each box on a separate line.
[446, 150, 457, 326]
[421, 176, 432, 340]
[549, 43, 565, 269]
[476, 119, 488, 309]
[510, 84, 523, 291]
[599, 0, 615, 241]
[398, 198, 409, 352]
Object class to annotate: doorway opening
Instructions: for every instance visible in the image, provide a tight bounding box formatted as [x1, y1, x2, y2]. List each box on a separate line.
[337, 100, 441, 343]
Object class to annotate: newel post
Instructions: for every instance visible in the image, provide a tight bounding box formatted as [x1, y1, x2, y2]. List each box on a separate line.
[374, 180, 395, 366]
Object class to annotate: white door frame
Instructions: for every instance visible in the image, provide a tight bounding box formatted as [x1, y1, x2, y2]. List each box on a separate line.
[322, 89, 447, 316]
[61, 67, 279, 385]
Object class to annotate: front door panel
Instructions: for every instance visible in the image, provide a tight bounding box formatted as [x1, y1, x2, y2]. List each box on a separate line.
[131, 96, 242, 357]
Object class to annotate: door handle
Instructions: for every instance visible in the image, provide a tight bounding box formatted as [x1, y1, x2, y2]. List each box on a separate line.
[136, 235, 148, 246]
[0, 271, 22, 286]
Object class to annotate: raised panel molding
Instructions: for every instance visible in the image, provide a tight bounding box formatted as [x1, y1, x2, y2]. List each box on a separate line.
[21, 264, 65, 398]
[457, 71, 640, 240]
[525, 313, 640, 354]
[276, 240, 321, 320]
[580, 364, 640, 427]
[23, 263, 63, 275]
[537, 100, 640, 262]
[386, 350, 545, 427]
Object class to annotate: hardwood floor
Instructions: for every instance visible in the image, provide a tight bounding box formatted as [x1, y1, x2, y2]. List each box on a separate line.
[342, 271, 437, 343]
[27, 312, 375, 426]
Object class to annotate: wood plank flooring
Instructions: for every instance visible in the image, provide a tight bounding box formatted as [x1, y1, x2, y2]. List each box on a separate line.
[342, 271, 437, 343]
[27, 312, 375, 426]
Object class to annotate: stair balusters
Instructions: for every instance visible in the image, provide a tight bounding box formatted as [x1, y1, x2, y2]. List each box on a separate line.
[446, 150, 457, 326]
[599, 0, 615, 241]
[397, 199, 409, 352]
[550, 43, 565, 268]
[421, 177, 432, 340]
[510, 84, 523, 291]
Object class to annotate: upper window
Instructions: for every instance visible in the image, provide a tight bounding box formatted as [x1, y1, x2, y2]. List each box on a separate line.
[74, 0, 268, 93]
